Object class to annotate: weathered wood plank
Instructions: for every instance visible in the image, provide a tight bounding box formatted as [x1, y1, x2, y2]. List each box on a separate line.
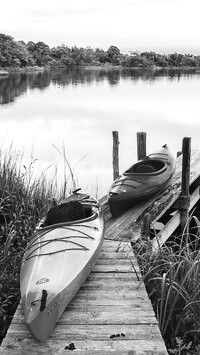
[12, 304, 158, 325]
[152, 186, 200, 250]
[0, 240, 167, 354]
[1, 338, 167, 355]
[78, 272, 140, 282]
[4, 324, 164, 340]
[13, 303, 155, 324]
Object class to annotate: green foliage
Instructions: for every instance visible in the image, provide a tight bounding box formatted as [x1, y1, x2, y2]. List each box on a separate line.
[136, 230, 200, 352]
[1, 32, 200, 69]
[0, 33, 33, 68]
[0, 146, 59, 343]
[107, 45, 121, 64]
[168, 337, 192, 355]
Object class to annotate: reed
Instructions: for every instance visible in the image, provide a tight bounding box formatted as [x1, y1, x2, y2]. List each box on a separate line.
[0, 146, 62, 343]
[0, 143, 98, 343]
[135, 219, 200, 353]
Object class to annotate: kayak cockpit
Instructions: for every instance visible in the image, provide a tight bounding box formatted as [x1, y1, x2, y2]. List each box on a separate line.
[124, 159, 167, 175]
[43, 201, 96, 227]
[36, 198, 99, 230]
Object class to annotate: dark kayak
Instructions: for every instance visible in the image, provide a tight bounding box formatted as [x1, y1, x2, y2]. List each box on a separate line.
[108, 145, 175, 218]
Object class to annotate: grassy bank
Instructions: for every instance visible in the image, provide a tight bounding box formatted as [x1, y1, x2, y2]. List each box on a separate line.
[0, 146, 62, 343]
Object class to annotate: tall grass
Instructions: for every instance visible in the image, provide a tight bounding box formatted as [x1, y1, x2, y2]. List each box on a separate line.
[135, 219, 200, 353]
[0, 146, 63, 343]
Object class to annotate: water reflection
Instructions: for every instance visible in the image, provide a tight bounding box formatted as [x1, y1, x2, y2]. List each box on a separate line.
[0, 67, 199, 106]
[0, 71, 51, 105]
[1, 67, 200, 197]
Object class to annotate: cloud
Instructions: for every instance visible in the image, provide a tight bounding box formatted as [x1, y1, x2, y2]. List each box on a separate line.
[1, 0, 200, 52]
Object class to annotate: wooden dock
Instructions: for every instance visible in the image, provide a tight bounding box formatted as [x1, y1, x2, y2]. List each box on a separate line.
[2, 146, 200, 354]
[0, 239, 167, 354]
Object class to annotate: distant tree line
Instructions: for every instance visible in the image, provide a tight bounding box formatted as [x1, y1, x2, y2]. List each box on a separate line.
[1, 33, 200, 69]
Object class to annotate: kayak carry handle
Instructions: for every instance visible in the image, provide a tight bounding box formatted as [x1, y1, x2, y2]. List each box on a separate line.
[40, 289, 48, 312]
[30, 289, 48, 311]
[73, 188, 81, 193]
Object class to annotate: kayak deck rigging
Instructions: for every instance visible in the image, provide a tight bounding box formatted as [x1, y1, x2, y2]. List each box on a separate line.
[24, 240, 90, 261]
[23, 223, 99, 261]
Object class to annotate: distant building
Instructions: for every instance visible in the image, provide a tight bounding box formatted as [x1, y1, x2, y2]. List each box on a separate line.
[129, 50, 141, 56]
[122, 50, 141, 57]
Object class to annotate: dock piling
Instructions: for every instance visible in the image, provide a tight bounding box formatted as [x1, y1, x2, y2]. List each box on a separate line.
[112, 131, 119, 180]
[137, 132, 146, 160]
[180, 137, 191, 233]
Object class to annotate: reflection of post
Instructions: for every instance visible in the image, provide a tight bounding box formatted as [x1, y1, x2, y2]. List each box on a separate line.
[137, 132, 146, 160]
[180, 137, 191, 234]
[112, 131, 119, 180]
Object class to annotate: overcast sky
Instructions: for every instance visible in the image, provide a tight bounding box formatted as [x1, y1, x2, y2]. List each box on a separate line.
[0, 0, 200, 54]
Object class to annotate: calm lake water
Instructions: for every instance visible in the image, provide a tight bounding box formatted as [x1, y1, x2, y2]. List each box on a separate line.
[1, 67, 200, 197]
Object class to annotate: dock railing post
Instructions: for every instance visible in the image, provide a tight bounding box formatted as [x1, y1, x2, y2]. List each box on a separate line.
[112, 131, 119, 180]
[137, 132, 146, 160]
[180, 137, 191, 234]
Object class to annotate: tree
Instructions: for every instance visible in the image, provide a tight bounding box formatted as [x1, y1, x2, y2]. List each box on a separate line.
[107, 45, 121, 64]
[83, 47, 95, 64]
[95, 48, 109, 63]
[50, 45, 70, 60]
[0, 33, 33, 67]
[28, 41, 51, 66]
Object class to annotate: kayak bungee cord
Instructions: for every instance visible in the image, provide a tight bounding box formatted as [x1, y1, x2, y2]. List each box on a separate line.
[27, 234, 95, 251]
[25, 233, 96, 255]
[29, 223, 98, 248]
[23, 223, 99, 261]
[24, 238, 90, 261]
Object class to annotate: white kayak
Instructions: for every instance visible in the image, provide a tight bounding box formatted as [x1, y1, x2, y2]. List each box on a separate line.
[20, 191, 105, 342]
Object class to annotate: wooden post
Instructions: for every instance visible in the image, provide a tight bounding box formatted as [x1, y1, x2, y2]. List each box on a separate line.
[137, 132, 146, 160]
[141, 213, 151, 241]
[112, 131, 119, 180]
[180, 137, 191, 233]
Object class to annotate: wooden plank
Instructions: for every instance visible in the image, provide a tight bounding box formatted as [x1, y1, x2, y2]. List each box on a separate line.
[152, 186, 200, 250]
[3, 324, 164, 340]
[1, 338, 167, 355]
[77, 272, 140, 282]
[2, 324, 166, 355]
[12, 304, 157, 325]
[0, 240, 167, 354]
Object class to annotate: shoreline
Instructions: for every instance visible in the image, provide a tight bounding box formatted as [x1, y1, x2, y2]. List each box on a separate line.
[1, 64, 200, 74]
